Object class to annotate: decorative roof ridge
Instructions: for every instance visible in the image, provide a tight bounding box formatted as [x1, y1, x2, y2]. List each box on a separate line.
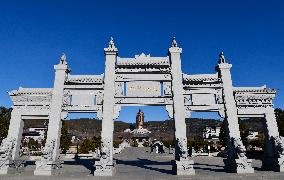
[233, 86, 276, 93]
[66, 74, 104, 84]
[67, 74, 104, 78]
[9, 88, 53, 96]
[183, 73, 220, 82]
[116, 56, 170, 66]
[118, 56, 168, 61]
[183, 73, 218, 78]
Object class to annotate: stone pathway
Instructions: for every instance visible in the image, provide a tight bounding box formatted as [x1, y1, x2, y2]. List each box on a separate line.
[1, 147, 284, 179]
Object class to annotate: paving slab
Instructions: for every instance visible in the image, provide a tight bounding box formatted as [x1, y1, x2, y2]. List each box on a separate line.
[0, 147, 284, 180]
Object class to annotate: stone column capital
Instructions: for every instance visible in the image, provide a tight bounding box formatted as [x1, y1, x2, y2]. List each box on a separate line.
[168, 47, 182, 54]
[104, 49, 118, 55]
[218, 63, 232, 70]
[104, 37, 118, 55]
[54, 64, 69, 71]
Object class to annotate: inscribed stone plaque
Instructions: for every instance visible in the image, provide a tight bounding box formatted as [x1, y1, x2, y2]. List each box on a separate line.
[126, 81, 161, 97]
[70, 90, 96, 106]
[191, 94, 216, 105]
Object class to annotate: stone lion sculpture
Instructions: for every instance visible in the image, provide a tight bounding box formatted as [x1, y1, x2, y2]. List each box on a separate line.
[0, 138, 15, 160]
[232, 137, 246, 158]
[100, 139, 111, 160]
[177, 138, 188, 159]
[35, 139, 63, 170]
[98, 139, 112, 169]
[42, 140, 55, 161]
[272, 136, 284, 156]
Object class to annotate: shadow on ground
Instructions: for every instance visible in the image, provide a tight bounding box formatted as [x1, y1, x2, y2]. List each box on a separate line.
[193, 162, 226, 173]
[115, 158, 230, 174]
[24, 160, 35, 167]
[115, 158, 174, 175]
[64, 156, 95, 174]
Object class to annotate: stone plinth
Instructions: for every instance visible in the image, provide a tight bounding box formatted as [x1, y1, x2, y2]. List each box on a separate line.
[34, 160, 62, 176]
[224, 158, 254, 173]
[0, 160, 25, 174]
[93, 160, 115, 176]
[172, 159, 195, 175]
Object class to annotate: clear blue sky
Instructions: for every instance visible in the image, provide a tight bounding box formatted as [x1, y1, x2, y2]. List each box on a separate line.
[0, 0, 283, 122]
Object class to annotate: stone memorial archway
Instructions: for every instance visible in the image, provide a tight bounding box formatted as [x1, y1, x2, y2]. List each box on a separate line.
[0, 38, 283, 176]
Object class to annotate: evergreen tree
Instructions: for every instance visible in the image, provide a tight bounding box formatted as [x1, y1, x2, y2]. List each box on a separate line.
[27, 138, 40, 151]
[79, 138, 96, 153]
[219, 120, 227, 147]
[60, 120, 71, 154]
[0, 107, 11, 143]
[93, 136, 101, 149]
[275, 108, 284, 136]
[218, 118, 250, 150]
[113, 140, 122, 148]
[163, 139, 175, 148]
[78, 136, 101, 153]
[239, 119, 249, 147]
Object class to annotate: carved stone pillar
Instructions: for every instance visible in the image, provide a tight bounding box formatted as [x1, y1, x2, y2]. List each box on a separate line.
[168, 38, 195, 175]
[262, 107, 284, 172]
[0, 109, 24, 174]
[34, 54, 69, 175]
[217, 53, 254, 173]
[94, 38, 117, 176]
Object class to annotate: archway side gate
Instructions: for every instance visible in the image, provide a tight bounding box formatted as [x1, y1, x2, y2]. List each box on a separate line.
[0, 38, 283, 176]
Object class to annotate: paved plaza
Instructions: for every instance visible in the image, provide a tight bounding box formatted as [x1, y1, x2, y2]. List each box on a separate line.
[0, 147, 284, 180]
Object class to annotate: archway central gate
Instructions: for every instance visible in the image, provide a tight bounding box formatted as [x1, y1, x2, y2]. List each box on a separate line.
[0, 38, 283, 176]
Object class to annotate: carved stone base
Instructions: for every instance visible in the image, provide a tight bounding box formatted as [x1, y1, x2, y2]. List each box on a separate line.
[262, 157, 284, 172]
[224, 158, 254, 173]
[34, 160, 62, 176]
[0, 160, 25, 174]
[93, 160, 115, 176]
[172, 159, 195, 175]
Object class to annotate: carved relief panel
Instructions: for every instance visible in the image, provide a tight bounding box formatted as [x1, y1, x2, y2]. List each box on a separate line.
[163, 81, 172, 96]
[96, 91, 104, 105]
[215, 89, 224, 104]
[184, 95, 192, 105]
[115, 82, 124, 97]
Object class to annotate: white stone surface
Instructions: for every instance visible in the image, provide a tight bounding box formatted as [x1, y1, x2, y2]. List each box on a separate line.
[1, 38, 283, 176]
[94, 38, 118, 176]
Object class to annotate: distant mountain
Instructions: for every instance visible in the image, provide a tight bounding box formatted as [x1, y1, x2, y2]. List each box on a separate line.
[239, 117, 265, 132]
[22, 117, 265, 140]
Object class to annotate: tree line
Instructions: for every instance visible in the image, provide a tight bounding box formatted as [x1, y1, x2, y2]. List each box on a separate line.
[0, 106, 284, 152]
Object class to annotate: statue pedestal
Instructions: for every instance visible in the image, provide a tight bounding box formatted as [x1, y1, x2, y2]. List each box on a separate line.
[93, 160, 115, 176]
[34, 160, 62, 176]
[262, 156, 284, 172]
[172, 159, 195, 175]
[224, 158, 254, 173]
[0, 159, 25, 174]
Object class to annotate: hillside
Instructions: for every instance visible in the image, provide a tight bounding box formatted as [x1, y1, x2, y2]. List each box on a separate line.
[22, 117, 265, 140]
